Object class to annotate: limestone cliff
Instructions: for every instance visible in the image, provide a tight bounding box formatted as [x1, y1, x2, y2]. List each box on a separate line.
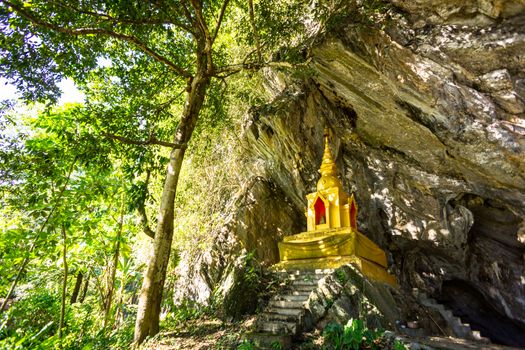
[174, 1, 525, 346]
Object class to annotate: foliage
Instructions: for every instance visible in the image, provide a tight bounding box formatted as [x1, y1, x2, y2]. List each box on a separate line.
[336, 270, 346, 284]
[0, 291, 59, 346]
[221, 251, 264, 319]
[236, 339, 255, 350]
[161, 300, 214, 330]
[171, 117, 242, 254]
[393, 339, 408, 350]
[271, 340, 284, 350]
[0, 288, 134, 349]
[322, 319, 384, 350]
[0, 103, 142, 348]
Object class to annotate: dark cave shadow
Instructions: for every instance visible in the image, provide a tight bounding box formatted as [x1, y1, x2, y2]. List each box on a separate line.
[437, 279, 525, 348]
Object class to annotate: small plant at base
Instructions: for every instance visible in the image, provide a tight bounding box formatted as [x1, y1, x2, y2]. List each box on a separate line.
[323, 319, 384, 350]
[326, 297, 335, 309]
[336, 270, 346, 284]
[393, 339, 408, 350]
[271, 340, 284, 350]
[323, 322, 344, 349]
[343, 318, 365, 350]
[237, 338, 254, 350]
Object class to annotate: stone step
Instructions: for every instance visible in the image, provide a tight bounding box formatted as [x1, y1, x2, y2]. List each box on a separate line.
[420, 300, 438, 309]
[453, 323, 471, 338]
[266, 307, 303, 316]
[284, 269, 334, 276]
[287, 273, 328, 281]
[274, 294, 310, 302]
[441, 309, 453, 319]
[419, 299, 430, 304]
[269, 300, 305, 309]
[286, 290, 312, 297]
[419, 296, 435, 305]
[416, 292, 492, 344]
[250, 333, 292, 350]
[471, 330, 490, 343]
[450, 316, 462, 325]
[260, 312, 301, 323]
[291, 279, 320, 286]
[434, 304, 445, 311]
[292, 284, 318, 292]
[258, 321, 297, 335]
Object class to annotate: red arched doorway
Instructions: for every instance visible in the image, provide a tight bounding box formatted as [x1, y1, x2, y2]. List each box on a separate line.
[314, 197, 326, 225]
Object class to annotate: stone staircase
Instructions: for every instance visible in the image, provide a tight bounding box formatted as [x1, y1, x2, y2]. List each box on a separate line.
[251, 268, 333, 349]
[417, 291, 490, 344]
[251, 270, 491, 348]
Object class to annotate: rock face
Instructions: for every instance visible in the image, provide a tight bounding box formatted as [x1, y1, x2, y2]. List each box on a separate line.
[173, 178, 303, 314]
[174, 1, 525, 346]
[304, 265, 402, 331]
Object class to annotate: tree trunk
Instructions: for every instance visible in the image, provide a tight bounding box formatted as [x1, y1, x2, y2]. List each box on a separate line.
[58, 224, 68, 343]
[70, 271, 83, 304]
[78, 272, 90, 304]
[103, 191, 125, 331]
[248, 0, 262, 63]
[114, 273, 127, 329]
[133, 73, 210, 345]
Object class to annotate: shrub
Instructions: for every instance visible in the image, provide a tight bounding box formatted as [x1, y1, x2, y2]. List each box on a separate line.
[0, 291, 59, 348]
[322, 319, 384, 350]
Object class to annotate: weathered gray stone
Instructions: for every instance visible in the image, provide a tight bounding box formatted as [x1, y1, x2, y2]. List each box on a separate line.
[173, 178, 302, 313]
[478, 69, 513, 92]
[237, 4, 524, 343]
[173, 1, 525, 346]
[492, 91, 525, 114]
[388, 0, 525, 24]
[303, 265, 400, 331]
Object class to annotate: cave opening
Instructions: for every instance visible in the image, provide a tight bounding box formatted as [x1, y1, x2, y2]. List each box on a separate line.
[438, 195, 525, 346]
[437, 279, 525, 347]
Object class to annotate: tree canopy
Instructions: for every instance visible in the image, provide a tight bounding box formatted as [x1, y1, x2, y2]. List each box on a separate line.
[0, 0, 351, 347]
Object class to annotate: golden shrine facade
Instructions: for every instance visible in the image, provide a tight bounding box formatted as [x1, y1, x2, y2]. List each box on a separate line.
[275, 131, 396, 286]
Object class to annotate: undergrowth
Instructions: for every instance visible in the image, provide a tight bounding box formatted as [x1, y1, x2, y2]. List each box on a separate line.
[0, 290, 134, 350]
[322, 319, 383, 350]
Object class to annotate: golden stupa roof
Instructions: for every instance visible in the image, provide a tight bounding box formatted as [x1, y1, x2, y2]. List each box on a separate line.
[317, 129, 343, 192]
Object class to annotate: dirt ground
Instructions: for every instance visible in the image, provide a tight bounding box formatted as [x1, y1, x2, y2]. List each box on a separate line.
[141, 316, 258, 350]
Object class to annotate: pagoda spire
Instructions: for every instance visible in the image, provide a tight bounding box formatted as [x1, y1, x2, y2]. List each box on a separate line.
[317, 128, 342, 192]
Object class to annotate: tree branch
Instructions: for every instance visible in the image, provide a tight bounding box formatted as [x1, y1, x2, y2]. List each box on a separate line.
[146, 0, 195, 33]
[3, 0, 192, 79]
[212, 58, 311, 78]
[138, 170, 155, 239]
[179, 0, 195, 28]
[211, 0, 230, 44]
[248, 0, 262, 64]
[50, 1, 173, 26]
[102, 132, 187, 149]
[88, 265, 106, 311]
[189, 0, 213, 73]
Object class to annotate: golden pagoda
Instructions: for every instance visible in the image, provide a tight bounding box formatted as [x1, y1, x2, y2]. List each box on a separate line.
[275, 130, 396, 286]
